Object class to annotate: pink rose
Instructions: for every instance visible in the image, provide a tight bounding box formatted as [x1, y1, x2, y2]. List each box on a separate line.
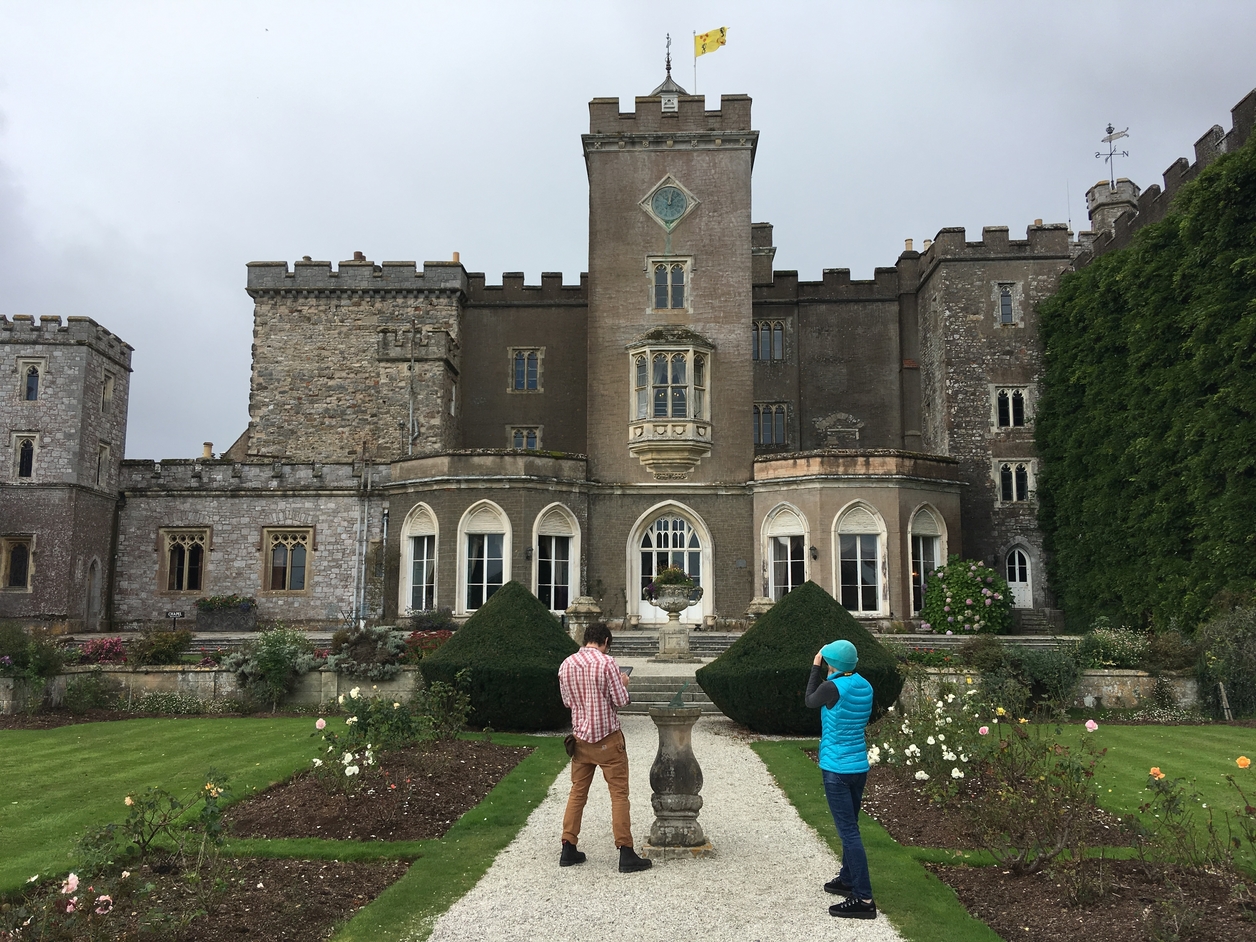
[95, 895, 113, 915]
[1085, 719, 1099, 732]
[315, 718, 326, 730]
[61, 874, 78, 895]
[979, 726, 989, 735]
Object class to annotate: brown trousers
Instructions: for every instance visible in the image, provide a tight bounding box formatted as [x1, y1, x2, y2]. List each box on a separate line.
[561, 728, 633, 848]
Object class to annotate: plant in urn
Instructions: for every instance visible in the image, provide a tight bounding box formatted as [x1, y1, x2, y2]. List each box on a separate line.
[643, 567, 703, 661]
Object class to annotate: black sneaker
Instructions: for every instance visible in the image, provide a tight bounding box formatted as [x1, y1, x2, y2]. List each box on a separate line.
[829, 897, 877, 919]
[559, 840, 586, 867]
[618, 845, 653, 873]
[823, 876, 853, 895]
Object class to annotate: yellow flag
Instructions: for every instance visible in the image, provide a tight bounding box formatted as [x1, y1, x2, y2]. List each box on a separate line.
[694, 27, 727, 58]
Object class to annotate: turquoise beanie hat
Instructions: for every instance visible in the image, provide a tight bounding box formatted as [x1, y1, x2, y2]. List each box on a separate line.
[821, 639, 858, 673]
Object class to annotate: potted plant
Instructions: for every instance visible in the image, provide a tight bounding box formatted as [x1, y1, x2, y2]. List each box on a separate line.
[195, 594, 258, 632]
[644, 566, 696, 605]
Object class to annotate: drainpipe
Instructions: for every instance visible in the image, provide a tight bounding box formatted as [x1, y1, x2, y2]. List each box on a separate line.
[105, 490, 126, 631]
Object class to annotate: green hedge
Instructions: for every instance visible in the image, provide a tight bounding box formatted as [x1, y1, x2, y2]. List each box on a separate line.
[419, 581, 578, 731]
[695, 581, 903, 735]
[1036, 131, 1256, 632]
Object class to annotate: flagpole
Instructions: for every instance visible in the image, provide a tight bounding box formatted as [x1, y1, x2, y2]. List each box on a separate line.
[693, 32, 697, 93]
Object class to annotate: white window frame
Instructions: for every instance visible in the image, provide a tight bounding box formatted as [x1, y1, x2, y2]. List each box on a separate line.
[1005, 545, 1033, 608]
[626, 501, 714, 624]
[262, 527, 314, 594]
[833, 502, 889, 617]
[532, 502, 580, 614]
[908, 504, 948, 614]
[1, 534, 34, 592]
[762, 503, 809, 601]
[399, 503, 439, 614]
[456, 500, 511, 615]
[994, 459, 1037, 503]
[629, 347, 709, 421]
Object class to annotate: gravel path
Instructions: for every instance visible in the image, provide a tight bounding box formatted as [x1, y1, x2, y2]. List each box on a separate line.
[424, 714, 905, 942]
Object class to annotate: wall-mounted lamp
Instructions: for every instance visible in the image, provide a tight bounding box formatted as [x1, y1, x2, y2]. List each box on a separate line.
[809, 545, 819, 560]
[525, 547, 533, 561]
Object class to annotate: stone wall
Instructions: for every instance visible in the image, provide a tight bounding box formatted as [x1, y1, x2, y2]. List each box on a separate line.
[116, 460, 385, 629]
[899, 667, 1198, 712]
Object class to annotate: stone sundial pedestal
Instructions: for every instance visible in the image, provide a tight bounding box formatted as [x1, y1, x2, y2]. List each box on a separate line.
[648, 584, 703, 662]
[641, 704, 714, 860]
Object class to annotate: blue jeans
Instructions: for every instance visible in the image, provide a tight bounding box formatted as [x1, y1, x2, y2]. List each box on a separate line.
[821, 769, 872, 901]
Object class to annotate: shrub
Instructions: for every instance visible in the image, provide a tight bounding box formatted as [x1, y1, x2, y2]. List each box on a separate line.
[695, 581, 904, 735]
[62, 668, 122, 713]
[123, 692, 239, 715]
[919, 556, 1012, 634]
[194, 594, 255, 613]
[404, 629, 454, 663]
[221, 625, 318, 710]
[420, 580, 578, 731]
[1196, 606, 1256, 718]
[127, 628, 193, 666]
[408, 607, 457, 633]
[80, 636, 128, 664]
[0, 622, 65, 682]
[1140, 629, 1199, 673]
[325, 624, 408, 679]
[956, 636, 1083, 715]
[1077, 619, 1148, 668]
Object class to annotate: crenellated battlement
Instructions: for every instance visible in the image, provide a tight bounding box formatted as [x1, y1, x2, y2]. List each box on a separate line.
[587, 94, 752, 135]
[1077, 88, 1256, 266]
[246, 257, 469, 296]
[376, 326, 459, 363]
[1, 314, 134, 367]
[755, 266, 901, 302]
[119, 458, 384, 491]
[466, 271, 588, 305]
[920, 224, 1073, 264]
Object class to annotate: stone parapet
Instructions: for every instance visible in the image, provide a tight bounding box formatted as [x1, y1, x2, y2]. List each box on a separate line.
[466, 271, 588, 305]
[119, 459, 380, 492]
[389, 450, 588, 486]
[899, 667, 1198, 712]
[753, 449, 963, 485]
[246, 258, 468, 295]
[587, 93, 753, 135]
[1, 314, 133, 369]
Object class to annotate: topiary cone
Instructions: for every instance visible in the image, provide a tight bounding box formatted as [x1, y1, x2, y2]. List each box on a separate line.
[696, 581, 903, 735]
[419, 581, 579, 731]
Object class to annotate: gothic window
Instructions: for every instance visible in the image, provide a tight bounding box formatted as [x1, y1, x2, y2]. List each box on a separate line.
[910, 507, 944, 614]
[995, 388, 1028, 428]
[460, 502, 509, 613]
[754, 403, 788, 447]
[101, 373, 115, 413]
[96, 444, 110, 487]
[752, 320, 784, 361]
[24, 365, 40, 401]
[640, 516, 702, 599]
[998, 461, 1033, 502]
[999, 285, 1015, 326]
[652, 352, 694, 418]
[510, 348, 543, 392]
[837, 504, 884, 614]
[15, 436, 36, 479]
[653, 262, 687, 309]
[510, 427, 540, 450]
[265, 529, 311, 592]
[2, 537, 32, 590]
[535, 505, 577, 613]
[410, 534, 436, 611]
[771, 535, 806, 601]
[163, 529, 207, 592]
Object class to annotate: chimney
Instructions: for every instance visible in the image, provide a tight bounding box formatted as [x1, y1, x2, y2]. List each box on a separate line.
[922, 238, 932, 250]
[904, 238, 913, 252]
[353, 251, 365, 261]
[452, 251, 460, 264]
[1033, 218, 1043, 226]
[202, 442, 213, 459]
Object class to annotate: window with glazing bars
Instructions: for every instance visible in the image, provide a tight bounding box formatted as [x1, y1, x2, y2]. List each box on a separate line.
[512, 350, 540, 391]
[753, 404, 787, 446]
[653, 263, 686, 309]
[752, 320, 784, 360]
[999, 462, 1030, 501]
[996, 388, 1027, 428]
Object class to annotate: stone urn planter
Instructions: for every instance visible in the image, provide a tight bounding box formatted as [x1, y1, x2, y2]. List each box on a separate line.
[649, 583, 703, 662]
[641, 705, 713, 859]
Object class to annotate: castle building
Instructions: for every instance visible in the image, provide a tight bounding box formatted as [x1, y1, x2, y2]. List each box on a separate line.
[4, 77, 1252, 634]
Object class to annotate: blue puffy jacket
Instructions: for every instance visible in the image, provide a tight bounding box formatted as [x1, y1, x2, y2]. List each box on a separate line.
[818, 671, 874, 773]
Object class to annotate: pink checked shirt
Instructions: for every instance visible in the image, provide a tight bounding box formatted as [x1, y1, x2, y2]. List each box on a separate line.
[559, 645, 630, 744]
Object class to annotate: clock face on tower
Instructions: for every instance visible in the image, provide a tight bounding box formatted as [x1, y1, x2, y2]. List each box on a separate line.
[650, 185, 688, 222]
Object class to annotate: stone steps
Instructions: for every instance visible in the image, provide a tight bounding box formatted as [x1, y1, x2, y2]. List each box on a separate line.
[611, 632, 739, 659]
[618, 676, 719, 715]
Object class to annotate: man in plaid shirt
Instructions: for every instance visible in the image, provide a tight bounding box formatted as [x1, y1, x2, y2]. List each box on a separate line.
[557, 621, 653, 872]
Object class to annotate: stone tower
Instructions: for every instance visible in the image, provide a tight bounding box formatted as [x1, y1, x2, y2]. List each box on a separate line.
[0, 315, 131, 631]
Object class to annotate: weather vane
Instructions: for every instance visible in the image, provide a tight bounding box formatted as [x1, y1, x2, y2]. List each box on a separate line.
[665, 33, 672, 75]
[1096, 124, 1130, 187]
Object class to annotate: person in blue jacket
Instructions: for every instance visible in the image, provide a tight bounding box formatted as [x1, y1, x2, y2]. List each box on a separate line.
[805, 638, 877, 919]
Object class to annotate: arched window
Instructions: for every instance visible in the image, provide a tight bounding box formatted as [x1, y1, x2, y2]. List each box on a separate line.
[754, 403, 788, 446]
[640, 516, 702, 596]
[653, 263, 686, 309]
[165, 530, 206, 592]
[267, 530, 310, 591]
[1006, 548, 1031, 608]
[459, 502, 510, 613]
[999, 462, 1032, 502]
[513, 350, 539, 391]
[535, 505, 578, 613]
[765, 506, 807, 601]
[17, 438, 35, 478]
[999, 285, 1014, 325]
[402, 504, 438, 613]
[752, 320, 785, 361]
[837, 504, 884, 614]
[5, 541, 30, 588]
[652, 352, 689, 418]
[910, 507, 943, 613]
[24, 366, 39, 401]
[996, 388, 1027, 428]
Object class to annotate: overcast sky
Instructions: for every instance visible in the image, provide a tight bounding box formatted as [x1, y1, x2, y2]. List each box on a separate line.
[1, 1, 1253, 460]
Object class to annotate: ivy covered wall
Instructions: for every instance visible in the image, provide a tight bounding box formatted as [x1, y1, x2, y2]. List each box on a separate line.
[1037, 134, 1256, 632]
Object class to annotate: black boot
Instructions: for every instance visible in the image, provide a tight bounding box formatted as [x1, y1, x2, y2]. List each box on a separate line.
[559, 840, 586, 867]
[618, 845, 653, 873]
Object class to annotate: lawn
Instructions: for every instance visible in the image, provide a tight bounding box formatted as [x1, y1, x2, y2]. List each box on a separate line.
[0, 717, 313, 893]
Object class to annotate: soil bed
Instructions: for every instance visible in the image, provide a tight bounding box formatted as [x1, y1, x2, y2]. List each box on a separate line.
[225, 739, 533, 841]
